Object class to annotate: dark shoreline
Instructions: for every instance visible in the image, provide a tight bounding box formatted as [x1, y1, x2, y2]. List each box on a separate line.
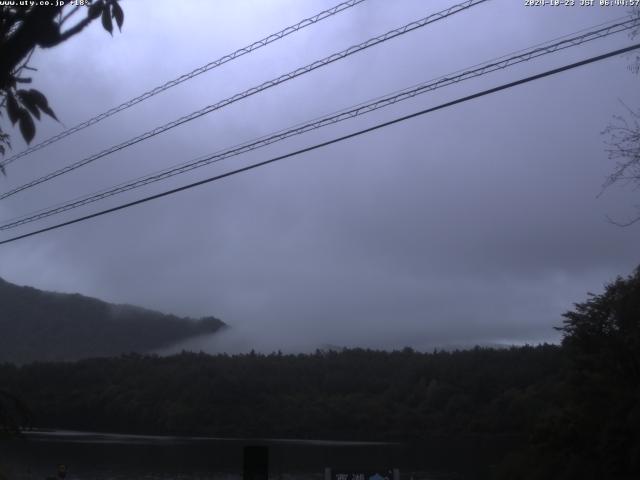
[1, 429, 523, 480]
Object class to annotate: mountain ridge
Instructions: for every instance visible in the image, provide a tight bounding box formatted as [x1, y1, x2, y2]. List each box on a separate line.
[0, 277, 226, 363]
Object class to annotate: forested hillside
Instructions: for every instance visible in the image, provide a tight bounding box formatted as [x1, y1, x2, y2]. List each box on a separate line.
[0, 345, 565, 440]
[0, 278, 225, 363]
[1, 268, 638, 479]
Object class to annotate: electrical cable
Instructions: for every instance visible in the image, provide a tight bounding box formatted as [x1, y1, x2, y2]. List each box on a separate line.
[1, 16, 636, 231]
[1, 42, 637, 246]
[0, 0, 368, 168]
[0, 0, 490, 200]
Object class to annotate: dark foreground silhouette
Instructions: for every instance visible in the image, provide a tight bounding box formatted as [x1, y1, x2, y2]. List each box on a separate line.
[1, 267, 638, 479]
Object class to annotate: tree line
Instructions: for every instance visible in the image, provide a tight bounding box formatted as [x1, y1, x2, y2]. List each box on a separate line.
[1, 267, 638, 479]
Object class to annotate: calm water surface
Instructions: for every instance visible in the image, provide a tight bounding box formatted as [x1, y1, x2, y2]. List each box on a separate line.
[0, 430, 510, 480]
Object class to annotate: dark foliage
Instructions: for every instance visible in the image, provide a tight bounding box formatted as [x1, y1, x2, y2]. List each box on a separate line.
[0, 345, 565, 441]
[560, 266, 640, 383]
[0, 389, 30, 438]
[497, 267, 640, 480]
[0, 1, 123, 161]
[1, 268, 638, 478]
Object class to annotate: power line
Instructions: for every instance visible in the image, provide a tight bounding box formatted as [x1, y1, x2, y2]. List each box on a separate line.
[0, 0, 368, 168]
[1, 42, 638, 247]
[0, 0, 490, 201]
[1, 15, 637, 231]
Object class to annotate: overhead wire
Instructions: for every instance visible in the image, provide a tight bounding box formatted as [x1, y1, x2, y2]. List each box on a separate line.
[0, 0, 368, 168]
[1, 15, 637, 231]
[0, 0, 490, 201]
[1, 42, 638, 246]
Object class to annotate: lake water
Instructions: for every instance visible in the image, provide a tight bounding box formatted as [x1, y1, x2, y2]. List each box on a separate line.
[0, 430, 514, 480]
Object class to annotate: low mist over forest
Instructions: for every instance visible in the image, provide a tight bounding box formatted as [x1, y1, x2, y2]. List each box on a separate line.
[1, 1, 639, 479]
[2, 266, 639, 479]
[0, 278, 225, 363]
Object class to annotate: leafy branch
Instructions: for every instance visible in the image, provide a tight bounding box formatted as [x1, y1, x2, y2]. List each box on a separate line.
[0, 0, 124, 172]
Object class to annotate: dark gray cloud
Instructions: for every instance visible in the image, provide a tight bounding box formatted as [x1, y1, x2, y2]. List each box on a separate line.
[1, 0, 638, 353]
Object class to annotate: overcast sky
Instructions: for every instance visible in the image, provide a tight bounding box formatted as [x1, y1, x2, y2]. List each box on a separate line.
[0, 0, 638, 353]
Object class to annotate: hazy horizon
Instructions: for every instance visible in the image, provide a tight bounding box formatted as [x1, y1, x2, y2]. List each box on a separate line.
[1, 0, 638, 353]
